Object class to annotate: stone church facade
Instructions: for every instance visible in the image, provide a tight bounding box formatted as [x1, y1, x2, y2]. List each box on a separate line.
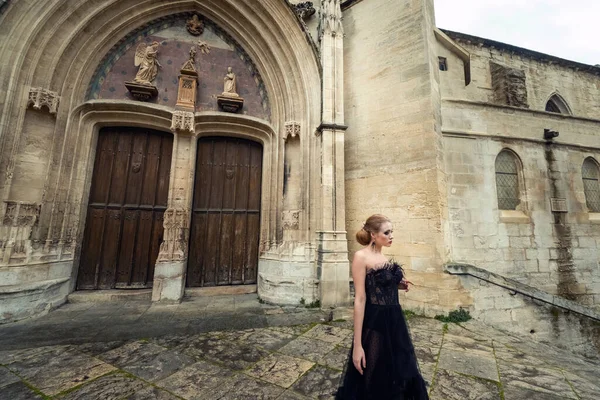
[1, 0, 599, 340]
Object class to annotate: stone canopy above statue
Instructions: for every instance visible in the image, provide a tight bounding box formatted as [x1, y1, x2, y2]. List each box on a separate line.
[88, 13, 270, 121]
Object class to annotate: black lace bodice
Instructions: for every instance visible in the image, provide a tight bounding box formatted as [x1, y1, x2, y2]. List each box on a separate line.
[365, 262, 404, 305]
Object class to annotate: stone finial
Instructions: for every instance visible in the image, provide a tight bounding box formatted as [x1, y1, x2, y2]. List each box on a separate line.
[170, 111, 195, 133]
[284, 121, 301, 140]
[27, 87, 60, 114]
[292, 2, 316, 20]
[319, 0, 343, 37]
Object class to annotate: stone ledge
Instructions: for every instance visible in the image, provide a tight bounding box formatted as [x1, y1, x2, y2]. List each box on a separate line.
[0, 278, 70, 323]
[444, 262, 600, 322]
[185, 285, 257, 297]
[499, 209, 530, 224]
[0, 278, 69, 295]
[68, 289, 152, 303]
[588, 212, 600, 224]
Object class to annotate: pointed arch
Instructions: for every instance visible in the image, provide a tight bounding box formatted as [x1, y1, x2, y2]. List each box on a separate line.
[495, 149, 525, 210]
[545, 92, 572, 115]
[582, 157, 600, 212]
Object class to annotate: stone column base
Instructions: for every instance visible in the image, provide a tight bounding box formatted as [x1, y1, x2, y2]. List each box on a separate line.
[152, 261, 186, 303]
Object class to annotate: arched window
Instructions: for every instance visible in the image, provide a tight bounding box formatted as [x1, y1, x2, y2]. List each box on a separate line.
[545, 93, 572, 115]
[495, 150, 521, 210]
[582, 157, 600, 212]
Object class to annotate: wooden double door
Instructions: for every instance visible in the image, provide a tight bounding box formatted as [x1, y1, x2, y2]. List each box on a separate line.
[77, 127, 172, 290]
[78, 131, 262, 290]
[186, 137, 263, 287]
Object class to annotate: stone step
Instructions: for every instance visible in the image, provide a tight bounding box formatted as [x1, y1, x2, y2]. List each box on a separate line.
[67, 289, 152, 303]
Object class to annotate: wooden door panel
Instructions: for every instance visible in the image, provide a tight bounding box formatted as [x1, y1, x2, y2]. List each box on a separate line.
[187, 137, 262, 287]
[77, 128, 172, 290]
[98, 209, 122, 289]
[116, 210, 138, 286]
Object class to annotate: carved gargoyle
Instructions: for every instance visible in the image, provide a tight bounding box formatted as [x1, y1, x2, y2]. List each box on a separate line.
[293, 1, 316, 20]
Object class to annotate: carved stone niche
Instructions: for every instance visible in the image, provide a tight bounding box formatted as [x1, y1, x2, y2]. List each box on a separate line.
[27, 87, 60, 114]
[292, 2, 316, 20]
[157, 208, 190, 263]
[171, 111, 195, 134]
[284, 121, 301, 141]
[490, 61, 529, 108]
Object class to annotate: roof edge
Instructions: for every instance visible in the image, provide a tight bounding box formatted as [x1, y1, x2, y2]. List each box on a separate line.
[441, 29, 600, 75]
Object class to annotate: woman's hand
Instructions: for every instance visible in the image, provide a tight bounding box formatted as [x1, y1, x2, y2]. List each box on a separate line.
[398, 279, 413, 292]
[352, 346, 366, 375]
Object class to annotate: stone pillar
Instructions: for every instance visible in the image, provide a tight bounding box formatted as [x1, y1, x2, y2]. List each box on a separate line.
[316, 0, 350, 307]
[152, 112, 196, 302]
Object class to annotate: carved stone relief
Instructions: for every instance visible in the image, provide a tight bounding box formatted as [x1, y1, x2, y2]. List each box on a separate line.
[186, 14, 205, 36]
[217, 67, 244, 112]
[282, 210, 300, 230]
[157, 208, 190, 262]
[27, 87, 60, 114]
[0, 201, 41, 263]
[125, 42, 161, 101]
[170, 111, 195, 133]
[284, 121, 301, 140]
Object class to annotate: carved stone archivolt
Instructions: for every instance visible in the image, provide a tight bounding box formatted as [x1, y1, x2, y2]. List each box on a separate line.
[27, 87, 60, 114]
[170, 111, 195, 133]
[284, 121, 301, 140]
[157, 208, 190, 263]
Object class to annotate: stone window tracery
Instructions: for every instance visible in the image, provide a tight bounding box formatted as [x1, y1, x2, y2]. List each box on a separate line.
[495, 150, 522, 210]
[582, 157, 600, 212]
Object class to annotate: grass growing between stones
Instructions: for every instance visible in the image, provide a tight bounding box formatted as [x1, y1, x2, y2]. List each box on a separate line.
[434, 308, 472, 323]
[427, 319, 448, 394]
[492, 340, 506, 400]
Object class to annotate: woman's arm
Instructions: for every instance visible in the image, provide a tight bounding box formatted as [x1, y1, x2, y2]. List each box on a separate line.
[351, 252, 367, 374]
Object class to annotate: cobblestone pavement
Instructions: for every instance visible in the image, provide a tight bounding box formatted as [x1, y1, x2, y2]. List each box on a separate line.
[0, 294, 598, 399]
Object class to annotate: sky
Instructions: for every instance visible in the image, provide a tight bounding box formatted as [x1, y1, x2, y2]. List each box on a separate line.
[434, 0, 600, 66]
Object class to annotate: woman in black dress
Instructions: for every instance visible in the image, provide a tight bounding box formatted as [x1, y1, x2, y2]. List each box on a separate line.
[336, 214, 429, 400]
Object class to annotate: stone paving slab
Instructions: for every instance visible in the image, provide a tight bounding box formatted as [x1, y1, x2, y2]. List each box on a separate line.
[0, 296, 599, 399]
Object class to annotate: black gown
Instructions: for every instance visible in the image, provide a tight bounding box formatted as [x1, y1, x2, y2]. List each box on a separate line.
[336, 262, 429, 400]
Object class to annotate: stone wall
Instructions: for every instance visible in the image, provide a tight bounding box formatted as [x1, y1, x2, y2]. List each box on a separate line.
[436, 34, 600, 309]
[452, 269, 600, 358]
[438, 32, 600, 119]
[343, 0, 471, 314]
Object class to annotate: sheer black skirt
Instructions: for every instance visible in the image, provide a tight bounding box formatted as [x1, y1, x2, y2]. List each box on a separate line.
[336, 303, 429, 400]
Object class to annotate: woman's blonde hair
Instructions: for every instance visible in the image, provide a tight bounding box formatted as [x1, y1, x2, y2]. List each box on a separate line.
[355, 214, 391, 246]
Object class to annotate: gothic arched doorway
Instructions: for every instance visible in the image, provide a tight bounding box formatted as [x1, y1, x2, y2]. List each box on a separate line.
[186, 136, 263, 287]
[77, 127, 173, 290]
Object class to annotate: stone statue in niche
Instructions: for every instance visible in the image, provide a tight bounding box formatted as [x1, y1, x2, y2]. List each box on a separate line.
[222, 67, 239, 97]
[186, 14, 204, 36]
[134, 41, 162, 85]
[125, 41, 161, 101]
[217, 67, 244, 112]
